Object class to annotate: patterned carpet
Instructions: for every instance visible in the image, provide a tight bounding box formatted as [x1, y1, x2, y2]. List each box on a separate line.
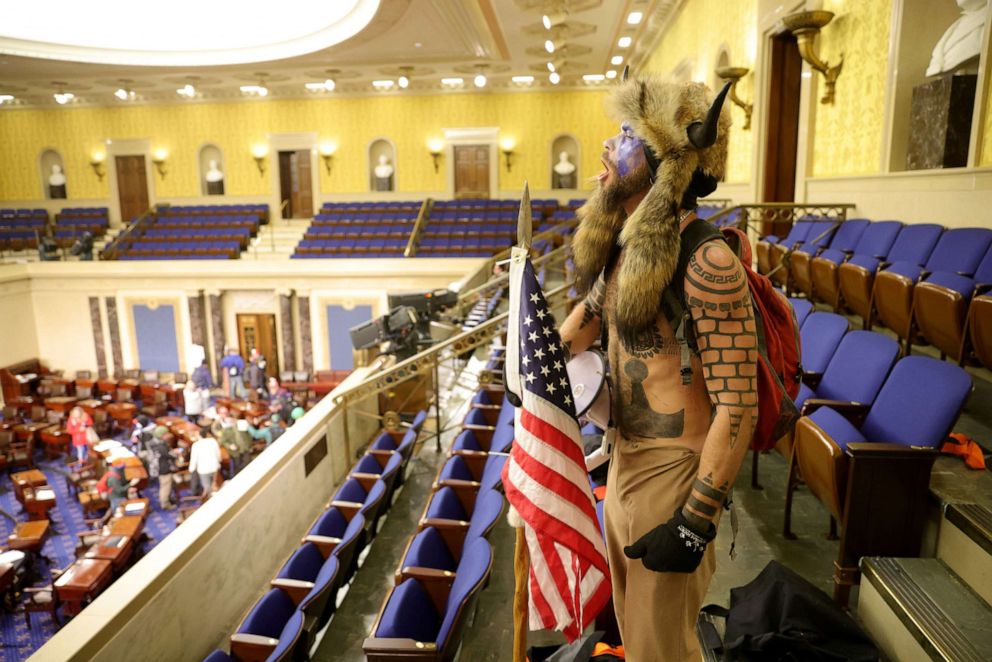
[0, 440, 179, 660]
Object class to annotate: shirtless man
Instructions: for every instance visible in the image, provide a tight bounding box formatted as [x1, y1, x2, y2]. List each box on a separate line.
[560, 75, 758, 661]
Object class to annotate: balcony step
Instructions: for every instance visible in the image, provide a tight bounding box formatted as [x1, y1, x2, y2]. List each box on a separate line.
[939, 503, 992, 606]
[859, 557, 992, 662]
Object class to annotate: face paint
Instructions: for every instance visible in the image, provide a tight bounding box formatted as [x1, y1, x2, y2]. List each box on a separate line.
[613, 122, 647, 177]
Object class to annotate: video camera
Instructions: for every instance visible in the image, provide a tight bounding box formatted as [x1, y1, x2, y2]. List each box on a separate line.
[69, 231, 95, 261]
[387, 289, 458, 331]
[349, 305, 421, 360]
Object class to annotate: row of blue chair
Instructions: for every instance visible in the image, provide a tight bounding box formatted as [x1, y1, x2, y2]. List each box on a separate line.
[292, 253, 408, 259]
[306, 225, 412, 237]
[461, 288, 504, 331]
[314, 213, 417, 222]
[205, 411, 428, 662]
[363, 386, 507, 660]
[320, 201, 422, 212]
[0, 218, 47, 228]
[155, 215, 260, 224]
[297, 239, 407, 251]
[142, 227, 252, 238]
[0, 208, 45, 218]
[165, 204, 266, 213]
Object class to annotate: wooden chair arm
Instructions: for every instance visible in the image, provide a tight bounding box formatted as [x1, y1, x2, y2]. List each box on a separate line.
[461, 423, 496, 434]
[302, 534, 341, 558]
[800, 372, 823, 389]
[362, 637, 438, 656]
[349, 472, 381, 492]
[327, 500, 362, 521]
[367, 449, 397, 463]
[230, 633, 278, 661]
[800, 399, 869, 422]
[270, 578, 315, 605]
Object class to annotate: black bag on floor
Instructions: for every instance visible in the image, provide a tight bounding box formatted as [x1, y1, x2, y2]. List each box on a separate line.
[698, 561, 878, 661]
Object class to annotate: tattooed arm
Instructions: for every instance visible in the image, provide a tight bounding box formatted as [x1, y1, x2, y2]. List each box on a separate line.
[558, 272, 607, 357]
[683, 242, 758, 528]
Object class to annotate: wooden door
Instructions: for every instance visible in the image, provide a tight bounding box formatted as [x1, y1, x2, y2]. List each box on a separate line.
[762, 31, 803, 237]
[278, 150, 314, 219]
[454, 145, 490, 198]
[236, 313, 280, 379]
[115, 155, 150, 224]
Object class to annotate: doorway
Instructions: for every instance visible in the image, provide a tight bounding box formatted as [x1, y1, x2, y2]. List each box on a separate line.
[453, 145, 490, 198]
[236, 313, 280, 379]
[115, 155, 150, 224]
[761, 30, 803, 237]
[278, 150, 314, 219]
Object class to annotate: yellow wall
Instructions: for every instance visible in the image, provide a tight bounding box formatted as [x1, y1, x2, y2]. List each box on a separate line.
[983, 83, 992, 166]
[641, 0, 757, 184]
[810, 0, 892, 177]
[0, 91, 615, 201]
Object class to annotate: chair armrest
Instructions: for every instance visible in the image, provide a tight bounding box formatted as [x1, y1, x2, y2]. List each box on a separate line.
[394, 567, 456, 614]
[800, 399, 869, 422]
[349, 472, 381, 492]
[229, 633, 278, 661]
[270, 578, 315, 605]
[845, 442, 940, 458]
[327, 500, 362, 521]
[362, 637, 438, 656]
[449, 449, 489, 460]
[801, 372, 822, 389]
[367, 449, 397, 463]
[461, 423, 496, 433]
[75, 529, 103, 540]
[434, 478, 480, 491]
[975, 283, 992, 296]
[24, 586, 54, 593]
[302, 534, 341, 558]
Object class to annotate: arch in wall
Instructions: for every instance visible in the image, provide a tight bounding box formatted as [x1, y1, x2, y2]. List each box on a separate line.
[39, 148, 67, 199]
[197, 143, 226, 195]
[550, 133, 580, 190]
[367, 137, 396, 191]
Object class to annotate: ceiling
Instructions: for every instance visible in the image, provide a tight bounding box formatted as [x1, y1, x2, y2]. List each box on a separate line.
[0, 0, 681, 108]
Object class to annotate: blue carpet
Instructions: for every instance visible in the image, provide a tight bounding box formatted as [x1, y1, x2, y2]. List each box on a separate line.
[0, 446, 179, 660]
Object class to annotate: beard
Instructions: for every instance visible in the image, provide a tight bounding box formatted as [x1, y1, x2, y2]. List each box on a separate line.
[599, 161, 653, 213]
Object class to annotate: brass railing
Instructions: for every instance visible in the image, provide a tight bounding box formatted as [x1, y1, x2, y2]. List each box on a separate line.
[404, 198, 433, 257]
[708, 202, 856, 238]
[100, 206, 156, 260]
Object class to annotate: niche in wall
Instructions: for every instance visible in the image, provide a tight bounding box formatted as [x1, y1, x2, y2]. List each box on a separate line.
[40, 149, 67, 199]
[550, 134, 579, 189]
[198, 144, 225, 195]
[889, 0, 987, 170]
[368, 138, 396, 191]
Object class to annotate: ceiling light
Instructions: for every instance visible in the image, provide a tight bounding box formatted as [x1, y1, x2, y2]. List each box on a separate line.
[545, 39, 555, 54]
[114, 88, 134, 101]
[542, 11, 567, 29]
[511, 75, 535, 84]
[627, 11, 643, 24]
[605, 70, 617, 79]
[324, 78, 335, 91]
[474, 73, 487, 88]
[547, 62, 556, 73]
[305, 79, 335, 92]
[549, 72, 560, 85]
[583, 74, 606, 82]
[240, 85, 268, 97]
[441, 77, 464, 87]
[53, 92, 74, 105]
[611, 55, 624, 66]
[0, 95, 14, 104]
[398, 75, 409, 89]
[372, 79, 395, 89]
[543, 14, 552, 30]
[618, 36, 632, 48]
[177, 84, 196, 98]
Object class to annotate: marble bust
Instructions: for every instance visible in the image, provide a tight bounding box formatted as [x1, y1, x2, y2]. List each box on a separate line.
[927, 0, 987, 77]
[48, 164, 66, 199]
[553, 151, 576, 189]
[373, 154, 394, 191]
[205, 159, 225, 195]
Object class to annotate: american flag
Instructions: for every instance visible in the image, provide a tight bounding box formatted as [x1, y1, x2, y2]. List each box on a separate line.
[500, 253, 612, 641]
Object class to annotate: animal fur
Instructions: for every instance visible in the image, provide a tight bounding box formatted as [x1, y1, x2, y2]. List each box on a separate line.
[572, 76, 731, 339]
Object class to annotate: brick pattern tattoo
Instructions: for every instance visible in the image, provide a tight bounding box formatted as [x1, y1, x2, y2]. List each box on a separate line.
[686, 245, 758, 449]
[579, 273, 607, 330]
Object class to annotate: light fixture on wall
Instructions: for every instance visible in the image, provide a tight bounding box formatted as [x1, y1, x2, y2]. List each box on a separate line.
[427, 138, 444, 173]
[89, 150, 106, 181]
[715, 66, 753, 130]
[151, 148, 169, 180]
[319, 141, 337, 174]
[782, 10, 843, 105]
[500, 137, 516, 173]
[251, 144, 268, 177]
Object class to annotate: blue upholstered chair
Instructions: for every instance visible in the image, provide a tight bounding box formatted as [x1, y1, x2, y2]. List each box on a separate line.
[790, 219, 869, 298]
[788, 298, 814, 329]
[799, 312, 850, 377]
[364, 538, 493, 661]
[810, 220, 902, 310]
[874, 227, 992, 351]
[228, 588, 305, 662]
[351, 451, 403, 504]
[274, 542, 341, 639]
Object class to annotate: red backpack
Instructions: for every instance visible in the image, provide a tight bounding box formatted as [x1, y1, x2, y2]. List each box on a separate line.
[670, 219, 802, 451]
[96, 468, 119, 497]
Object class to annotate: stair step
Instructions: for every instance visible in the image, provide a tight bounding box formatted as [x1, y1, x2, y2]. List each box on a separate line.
[939, 503, 992, 605]
[860, 557, 992, 662]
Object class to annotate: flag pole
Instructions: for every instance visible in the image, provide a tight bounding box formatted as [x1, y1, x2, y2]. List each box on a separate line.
[510, 182, 532, 662]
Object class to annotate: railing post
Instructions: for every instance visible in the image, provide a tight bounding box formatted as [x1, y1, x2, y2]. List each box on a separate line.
[433, 357, 442, 452]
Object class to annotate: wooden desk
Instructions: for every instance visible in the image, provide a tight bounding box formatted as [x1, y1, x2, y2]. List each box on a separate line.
[12, 470, 48, 502]
[230, 401, 269, 419]
[109, 516, 143, 538]
[106, 402, 137, 427]
[75, 378, 96, 393]
[44, 396, 78, 414]
[118, 379, 139, 399]
[54, 558, 113, 616]
[95, 378, 118, 396]
[83, 534, 134, 571]
[39, 425, 69, 458]
[41, 377, 73, 396]
[115, 498, 150, 523]
[156, 415, 186, 428]
[24, 486, 56, 521]
[76, 399, 105, 418]
[122, 458, 149, 491]
[13, 422, 47, 445]
[9, 396, 37, 416]
[7, 520, 50, 554]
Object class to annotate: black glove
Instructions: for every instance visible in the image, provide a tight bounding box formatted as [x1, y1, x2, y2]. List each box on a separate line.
[624, 508, 716, 573]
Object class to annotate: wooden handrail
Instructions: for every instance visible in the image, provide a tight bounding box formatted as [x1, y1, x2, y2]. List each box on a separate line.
[404, 199, 433, 257]
[100, 207, 155, 260]
[706, 202, 856, 238]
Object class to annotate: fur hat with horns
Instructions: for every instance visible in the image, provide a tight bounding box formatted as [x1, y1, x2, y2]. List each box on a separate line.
[572, 72, 731, 342]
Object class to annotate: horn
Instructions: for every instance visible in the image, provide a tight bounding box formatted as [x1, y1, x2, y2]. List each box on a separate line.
[621, 65, 630, 82]
[687, 81, 731, 149]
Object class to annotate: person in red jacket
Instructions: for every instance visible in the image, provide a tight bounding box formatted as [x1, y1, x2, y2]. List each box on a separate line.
[66, 406, 94, 463]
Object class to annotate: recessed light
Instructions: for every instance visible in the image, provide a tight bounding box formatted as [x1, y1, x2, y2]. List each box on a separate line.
[240, 85, 268, 97]
[474, 73, 487, 88]
[618, 36, 632, 48]
[549, 72, 560, 85]
[611, 55, 624, 66]
[305, 80, 335, 92]
[545, 39, 555, 54]
[441, 77, 464, 87]
[582, 74, 606, 82]
[511, 75, 535, 84]
[542, 14, 552, 30]
[398, 75, 409, 89]
[372, 79, 395, 89]
[177, 84, 196, 98]
[53, 92, 74, 105]
[627, 11, 643, 24]
[547, 62, 556, 73]
[114, 88, 135, 101]
[414, 42, 422, 48]
[605, 70, 617, 79]
[0, 94, 15, 104]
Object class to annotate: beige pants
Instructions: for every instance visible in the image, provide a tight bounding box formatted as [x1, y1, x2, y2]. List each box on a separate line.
[605, 440, 716, 662]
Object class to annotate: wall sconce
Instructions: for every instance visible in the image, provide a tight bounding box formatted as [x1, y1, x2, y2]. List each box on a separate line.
[427, 138, 444, 173]
[782, 10, 843, 105]
[715, 66, 753, 130]
[318, 141, 337, 175]
[251, 144, 268, 177]
[500, 137, 516, 173]
[89, 151, 106, 181]
[151, 148, 168, 180]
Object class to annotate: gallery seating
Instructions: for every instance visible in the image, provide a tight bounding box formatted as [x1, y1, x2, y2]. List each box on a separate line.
[110, 205, 265, 260]
[273, 543, 341, 647]
[798, 312, 851, 377]
[789, 219, 869, 299]
[227, 588, 306, 662]
[810, 220, 902, 310]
